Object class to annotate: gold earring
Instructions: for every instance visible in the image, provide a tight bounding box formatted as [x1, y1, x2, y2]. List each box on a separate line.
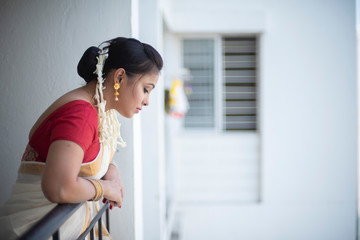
[114, 83, 120, 101]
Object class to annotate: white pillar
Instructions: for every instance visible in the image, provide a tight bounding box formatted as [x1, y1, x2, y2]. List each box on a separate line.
[138, 0, 166, 239]
[109, 0, 142, 239]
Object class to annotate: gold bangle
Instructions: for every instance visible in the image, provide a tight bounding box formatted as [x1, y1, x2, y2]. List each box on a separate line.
[109, 162, 117, 168]
[87, 179, 104, 201]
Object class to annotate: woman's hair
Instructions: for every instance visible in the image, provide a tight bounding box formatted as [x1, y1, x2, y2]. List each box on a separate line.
[77, 37, 163, 83]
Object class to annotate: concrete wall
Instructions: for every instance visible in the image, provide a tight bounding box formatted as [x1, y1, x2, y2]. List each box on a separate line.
[0, 1, 141, 239]
[163, 0, 357, 239]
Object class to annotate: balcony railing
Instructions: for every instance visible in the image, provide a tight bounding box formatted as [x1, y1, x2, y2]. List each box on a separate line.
[18, 202, 110, 240]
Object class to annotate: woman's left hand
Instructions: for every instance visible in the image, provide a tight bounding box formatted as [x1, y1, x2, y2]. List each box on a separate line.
[102, 163, 124, 208]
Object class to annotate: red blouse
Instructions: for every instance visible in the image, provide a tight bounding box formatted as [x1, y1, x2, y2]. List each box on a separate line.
[22, 100, 100, 163]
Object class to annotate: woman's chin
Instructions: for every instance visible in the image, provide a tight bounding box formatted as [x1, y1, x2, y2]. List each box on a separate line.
[118, 112, 133, 119]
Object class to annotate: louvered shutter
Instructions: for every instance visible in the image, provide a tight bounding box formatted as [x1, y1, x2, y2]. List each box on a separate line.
[223, 37, 257, 131]
[183, 39, 215, 128]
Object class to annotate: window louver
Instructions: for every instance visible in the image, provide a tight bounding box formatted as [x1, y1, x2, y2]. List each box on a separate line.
[223, 37, 257, 131]
[183, 39, 215, 129]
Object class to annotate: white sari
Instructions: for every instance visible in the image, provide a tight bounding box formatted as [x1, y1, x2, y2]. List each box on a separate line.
[0, 143, 114, 240]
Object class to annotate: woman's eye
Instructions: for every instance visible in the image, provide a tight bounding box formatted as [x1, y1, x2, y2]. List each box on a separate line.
[144, 88, 149, 93]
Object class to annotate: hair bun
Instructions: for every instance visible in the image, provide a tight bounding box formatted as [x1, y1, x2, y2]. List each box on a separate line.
[77, 46, 100, 82]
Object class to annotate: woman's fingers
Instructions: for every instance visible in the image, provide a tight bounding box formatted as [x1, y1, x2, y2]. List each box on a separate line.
[108, 200, 122, 209]
[102, 198, 120, 210]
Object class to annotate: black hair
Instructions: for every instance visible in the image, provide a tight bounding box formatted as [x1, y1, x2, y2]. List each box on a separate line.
[77, 37, 163, 83]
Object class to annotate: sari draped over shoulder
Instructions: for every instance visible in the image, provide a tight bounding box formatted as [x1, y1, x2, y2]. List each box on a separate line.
[0, 143, 114, 240]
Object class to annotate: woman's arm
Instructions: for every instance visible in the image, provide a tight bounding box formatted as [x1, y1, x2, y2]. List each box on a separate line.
[41, 140, 123, 207]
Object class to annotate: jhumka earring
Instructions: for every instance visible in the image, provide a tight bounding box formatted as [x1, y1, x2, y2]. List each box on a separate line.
[114, 83, 120, 101]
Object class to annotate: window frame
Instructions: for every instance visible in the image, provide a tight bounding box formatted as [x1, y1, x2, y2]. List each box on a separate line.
[180, 34, 260, 134]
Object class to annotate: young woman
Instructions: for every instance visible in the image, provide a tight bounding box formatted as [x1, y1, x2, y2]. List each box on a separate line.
[0, 37, 163, 239]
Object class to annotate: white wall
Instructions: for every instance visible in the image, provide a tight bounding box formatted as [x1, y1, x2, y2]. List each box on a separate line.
[163, 0, 357, 239]
[0, 1, 141, 239]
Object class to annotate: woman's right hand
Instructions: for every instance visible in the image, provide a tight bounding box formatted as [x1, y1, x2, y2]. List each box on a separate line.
[100, 179, 123, 208]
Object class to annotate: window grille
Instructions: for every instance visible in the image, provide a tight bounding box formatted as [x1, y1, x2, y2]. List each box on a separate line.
[223, 37, 257, 131]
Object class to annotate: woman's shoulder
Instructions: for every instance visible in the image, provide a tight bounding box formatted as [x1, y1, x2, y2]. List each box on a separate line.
[29, 89, 96, 140]
[52, 89, 95, 111]
[53, 98, 96, 114]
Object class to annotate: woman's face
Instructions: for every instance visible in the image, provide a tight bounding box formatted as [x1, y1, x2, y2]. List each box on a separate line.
[116, 71, 159, 118]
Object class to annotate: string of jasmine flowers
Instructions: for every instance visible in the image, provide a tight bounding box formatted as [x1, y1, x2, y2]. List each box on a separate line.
[94, 48, 127, 150]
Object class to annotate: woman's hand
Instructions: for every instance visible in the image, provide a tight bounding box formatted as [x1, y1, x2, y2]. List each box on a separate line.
[99, 179, 123, 208]
[102, 164, 124, 208]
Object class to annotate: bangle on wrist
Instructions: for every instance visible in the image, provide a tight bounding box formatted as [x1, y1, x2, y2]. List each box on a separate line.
[109, 162, 118, 168]
[87, 179, 104, 201]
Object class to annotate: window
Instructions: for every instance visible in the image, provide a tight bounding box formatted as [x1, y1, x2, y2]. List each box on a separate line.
[183, 36, 258, 131]
[174, 35, 261, 203]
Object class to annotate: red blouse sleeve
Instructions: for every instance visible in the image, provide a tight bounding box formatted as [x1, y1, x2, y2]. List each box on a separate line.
[50, 102, 98, 152]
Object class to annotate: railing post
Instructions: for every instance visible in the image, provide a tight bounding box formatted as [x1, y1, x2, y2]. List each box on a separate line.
[98, 216, 103, 240]
[53, 231, 59, 240]
[76, 203, 109, 240]
[106, 207, 110, 233]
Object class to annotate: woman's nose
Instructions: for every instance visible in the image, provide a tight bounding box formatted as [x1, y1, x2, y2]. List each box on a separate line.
[143, 97, 149, 106]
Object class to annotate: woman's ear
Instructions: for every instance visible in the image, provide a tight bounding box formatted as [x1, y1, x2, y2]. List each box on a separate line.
[113, 68, 126, 85]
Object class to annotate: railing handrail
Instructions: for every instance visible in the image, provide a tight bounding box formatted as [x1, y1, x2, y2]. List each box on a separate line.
[18, 202, 84, 240]
[18, 201, 110, 240]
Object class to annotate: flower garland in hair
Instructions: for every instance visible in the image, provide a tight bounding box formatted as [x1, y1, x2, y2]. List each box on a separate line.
[94, 48, 126, 150]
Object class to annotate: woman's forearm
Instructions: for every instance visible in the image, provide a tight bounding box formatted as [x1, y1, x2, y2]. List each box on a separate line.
[42, 175, 123, 206]
[42, 176, 97, 203]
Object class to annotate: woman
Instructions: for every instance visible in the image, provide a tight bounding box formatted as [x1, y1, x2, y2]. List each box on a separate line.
[0, 37, 163, 239]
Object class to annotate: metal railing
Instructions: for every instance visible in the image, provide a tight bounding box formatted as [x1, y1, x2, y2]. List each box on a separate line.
[18, 202, 110, 240]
